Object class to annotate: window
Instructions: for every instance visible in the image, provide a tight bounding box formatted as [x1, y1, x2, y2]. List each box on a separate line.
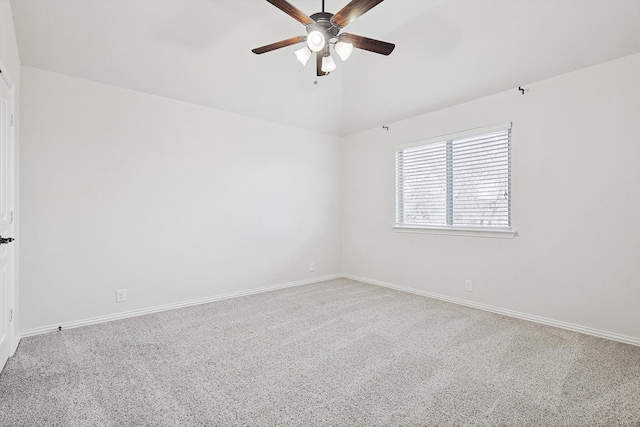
[395, 123, 512, 236]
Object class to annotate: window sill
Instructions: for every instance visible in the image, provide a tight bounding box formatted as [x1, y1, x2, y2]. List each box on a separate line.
[393, 225, 517, 239]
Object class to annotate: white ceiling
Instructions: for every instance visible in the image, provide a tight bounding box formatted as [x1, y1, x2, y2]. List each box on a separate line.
[11, 0, 640, 136]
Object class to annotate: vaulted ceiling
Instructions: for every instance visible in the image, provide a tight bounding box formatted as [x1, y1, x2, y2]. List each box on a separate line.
[11, 0, 640, 136]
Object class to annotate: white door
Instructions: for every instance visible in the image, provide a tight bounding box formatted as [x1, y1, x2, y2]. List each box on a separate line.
[0, 72, 15, 373]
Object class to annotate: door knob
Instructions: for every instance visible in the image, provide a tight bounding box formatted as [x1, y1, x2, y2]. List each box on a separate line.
[0, 235, 14, 244]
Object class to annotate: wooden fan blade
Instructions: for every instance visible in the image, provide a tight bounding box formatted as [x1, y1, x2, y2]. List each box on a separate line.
[252, 36, 306, 54]
[332, 0, 384, 28]
[340, 33, 395, 55]
[266, 0, 314, 25]
[316, 50, 328, 77]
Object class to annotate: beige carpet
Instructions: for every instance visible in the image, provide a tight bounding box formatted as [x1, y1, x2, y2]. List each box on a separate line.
[1, 278, 639, 426]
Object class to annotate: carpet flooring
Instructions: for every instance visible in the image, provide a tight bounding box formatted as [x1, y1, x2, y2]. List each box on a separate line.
[1, 278, 639, 426]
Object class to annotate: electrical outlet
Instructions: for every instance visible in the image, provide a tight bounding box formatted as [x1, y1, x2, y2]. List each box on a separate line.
[116, 289, 127, 303]
[465, 280, 473, 292]
[309, 262, 315, 272]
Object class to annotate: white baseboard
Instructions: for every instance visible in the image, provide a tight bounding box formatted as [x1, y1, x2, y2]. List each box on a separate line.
[18, 273, 639, 348]
[10, 333, 20, 356]
[20, 274, 341, 339]
[344, 274, 640, 347]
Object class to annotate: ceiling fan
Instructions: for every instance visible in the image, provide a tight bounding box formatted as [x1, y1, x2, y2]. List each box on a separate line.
[252, 0, 395, 77]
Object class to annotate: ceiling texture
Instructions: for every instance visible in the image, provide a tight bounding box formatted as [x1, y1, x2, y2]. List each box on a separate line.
[10, 0, 640, 136]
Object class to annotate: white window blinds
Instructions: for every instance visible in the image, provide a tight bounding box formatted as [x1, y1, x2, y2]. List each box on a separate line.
[396, 123, 511, 230]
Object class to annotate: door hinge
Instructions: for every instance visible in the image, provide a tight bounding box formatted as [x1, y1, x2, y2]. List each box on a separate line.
[10, 113, 14, 127]
[10, 211, 13, 224]
[9, 308, 13, 322]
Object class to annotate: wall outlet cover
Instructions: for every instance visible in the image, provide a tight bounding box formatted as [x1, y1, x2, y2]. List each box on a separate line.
[116, 289, 127, 303]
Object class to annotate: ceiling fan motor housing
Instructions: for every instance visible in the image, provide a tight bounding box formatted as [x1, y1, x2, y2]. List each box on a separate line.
[307, 12, 340, 39]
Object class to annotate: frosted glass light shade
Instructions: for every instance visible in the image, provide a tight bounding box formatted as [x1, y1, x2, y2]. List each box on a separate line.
[294, 47, 312, 66]
[307, 31, 326, 52]
[334, 41, 353, 61]
[321, 54, 337, 72]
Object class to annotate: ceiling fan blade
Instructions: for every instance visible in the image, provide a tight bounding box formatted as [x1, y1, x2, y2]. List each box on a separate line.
[332, 0, 384, 28]
[252, 36, 306, 54]
[340, 33, 395, 55]
[266, 0, 314, 25]
[316, 50, 328, 77]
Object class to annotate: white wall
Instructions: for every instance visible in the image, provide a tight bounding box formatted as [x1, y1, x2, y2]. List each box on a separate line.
[0, 3, 20, 90]
[19, 66, 342, 332]
[0, 0, 21, 352]
[0, 2, 19, 91]
[342, 54, 640, 342]
[17, 51, 640, 343]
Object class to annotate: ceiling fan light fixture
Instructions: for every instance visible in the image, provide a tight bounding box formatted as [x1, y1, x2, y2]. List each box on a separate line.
[294, 46, 312, 66]
[252, 0, 396, 77]
[307, 30, 326, 52]
[321, 53, 337, 73]
[334, 41, 353, 61]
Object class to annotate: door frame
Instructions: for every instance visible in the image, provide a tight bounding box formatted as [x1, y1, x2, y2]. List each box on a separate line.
[0, 58, 18, 358]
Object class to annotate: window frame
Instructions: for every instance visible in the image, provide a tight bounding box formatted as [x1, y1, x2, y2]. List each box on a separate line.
[393, 122, 516, 239]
